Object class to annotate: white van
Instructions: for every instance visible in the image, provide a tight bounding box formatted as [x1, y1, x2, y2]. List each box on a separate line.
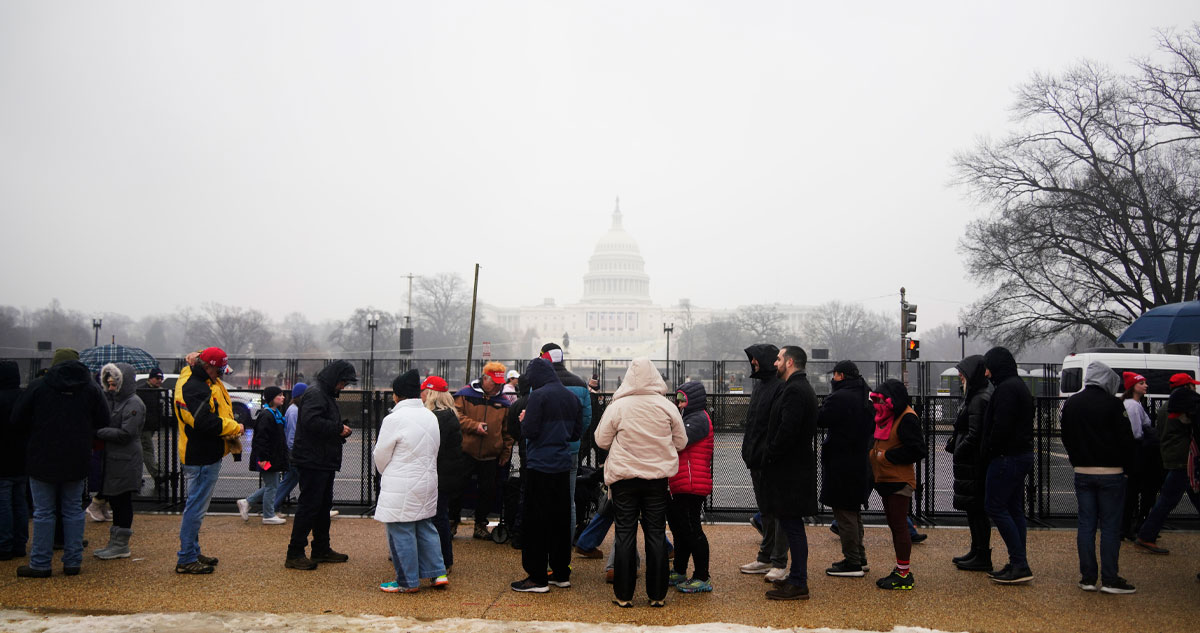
[1059, 349, 1199, 399]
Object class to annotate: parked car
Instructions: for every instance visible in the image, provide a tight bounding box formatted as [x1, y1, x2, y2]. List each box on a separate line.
[136, 372, 261, 427]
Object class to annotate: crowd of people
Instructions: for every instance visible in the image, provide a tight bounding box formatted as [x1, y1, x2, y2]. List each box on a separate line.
[2, 341, 1198, 607]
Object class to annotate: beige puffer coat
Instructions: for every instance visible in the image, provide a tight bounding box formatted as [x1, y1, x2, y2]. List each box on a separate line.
[594, 358, 687, 486]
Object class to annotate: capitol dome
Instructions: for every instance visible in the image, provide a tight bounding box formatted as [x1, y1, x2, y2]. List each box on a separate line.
[581, 199, 651, 305]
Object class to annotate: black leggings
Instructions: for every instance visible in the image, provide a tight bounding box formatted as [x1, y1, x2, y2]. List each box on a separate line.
[882, 493, 912, 563]
[108, 491, 133, 529]
[666, 493, 709, 581]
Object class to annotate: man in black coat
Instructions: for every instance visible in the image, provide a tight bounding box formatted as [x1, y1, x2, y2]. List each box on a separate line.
[8, 348, 109, 578]
[0, 360, 29, 561]
[285, 360, 357, 570]
[762, 345, 819, 600]
[738, 343, 789, 578]
[817, 360, 873, 577]
[980, 346, 1035, 585]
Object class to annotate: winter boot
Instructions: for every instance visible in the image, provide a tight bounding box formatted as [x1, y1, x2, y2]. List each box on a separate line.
[94, 528, 132, 560]
[952, 548, 977, 564]
[955, 548, 993, 572]
[92, 526, 118, 558]
[85, 499, 108, 522]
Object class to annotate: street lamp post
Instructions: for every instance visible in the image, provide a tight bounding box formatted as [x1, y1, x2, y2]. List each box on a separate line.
[663, 322, 674, 385]
[92, 318, 102, 347]
[957, 326, 969, 359]
[367, 314, 379, 391]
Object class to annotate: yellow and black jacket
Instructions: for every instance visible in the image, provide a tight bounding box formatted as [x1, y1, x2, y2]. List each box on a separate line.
[174, 366, 241, 465]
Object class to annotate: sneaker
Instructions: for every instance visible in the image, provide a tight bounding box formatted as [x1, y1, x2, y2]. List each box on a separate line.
[236, 498, 250, 521]
[668, 570, 687, 586]
[749, 513, 764, 536]
[548, 578, 572, 588]
[574, 545, 604, 559]
[329, 509, 339, 518]
[432, 575, 449, 588]
[826, 560, 866, 577]
[473, 525, 492, 540]
[1100, 577, 1136, 594]
[510, 578, 549, 593]
[285, 556, 317, 570]
[876, 569, 914, 590]
[1134, 539, 1169, 554]
[739, 560, 773, 574]
[175, 561, 214, 574]
[380, 581, 419, 593]
[765, 582, 810, 600]
[649, 599, 665, 607]
[197, 554, 219, 566]
[764, 567, 788, 583]
[1079, 578, 1097, 592]
[262, 516, 287, 525]
[676, 578, 713, 593]
[16, 565, 51, 578]
[612, 599, 633, 608]
[85, 501, 106, 522]
[311, 549, 349, 563]
[990, 565, 1033, 584]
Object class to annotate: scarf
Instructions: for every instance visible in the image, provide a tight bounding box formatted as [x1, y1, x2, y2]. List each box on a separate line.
[266, 405, 285, 425]
[873, 397, 895, 440]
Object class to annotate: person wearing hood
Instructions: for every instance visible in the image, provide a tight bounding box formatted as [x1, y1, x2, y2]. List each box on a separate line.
[286, 359, 357, 570]
[979, 346, 1035, 585]
[509, 358, 581, 593]
[238, 386, 291, 525]
[594, 358, 687, 608]
[817, 361, 874, 579]
[739, 343, 789, 580]
[667, 380, 715, 594]
[0, 360, 29, 561]
[421, 375, 464, 570]
[9, 348, 110, 578]
[374, 370, 447, 593]
[538, 343, 593, 544]
[948, 355, 993, 572]
[1135, 372, 1200, 554]
[1060, 360, 1138, 594]
[450, 361, 513, 541]
[272, 382, 307, 514]
[173, 347, 244, 574]
[93, 363, 146, 560]
[868, 379, 927, 591]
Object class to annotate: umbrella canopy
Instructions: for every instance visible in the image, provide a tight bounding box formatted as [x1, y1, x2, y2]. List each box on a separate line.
[1116, 300, 1200, 345]
[79, 344, 161, 373]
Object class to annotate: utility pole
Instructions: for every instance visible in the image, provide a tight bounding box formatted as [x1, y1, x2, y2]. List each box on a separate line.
[464, 264, 480, 387]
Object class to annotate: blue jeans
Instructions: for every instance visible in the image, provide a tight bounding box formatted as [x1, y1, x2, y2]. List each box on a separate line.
[0, 475, 30, 555]
[386, 519, 446, 588]
[985, 452, 1033, 568]
[246, 471, 280, 518]
[1074, 472, 1125, 583]
[29, 478, 85, 570]
[577, 505, 613, 551]
[273, 468, 299, 510]
[777, 517, 810, 587]
[1137, 468, 1200, 543]
[178, 462, 222, 565]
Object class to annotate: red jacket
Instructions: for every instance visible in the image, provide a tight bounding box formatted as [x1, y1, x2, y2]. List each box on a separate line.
[669, 381, 714, 496]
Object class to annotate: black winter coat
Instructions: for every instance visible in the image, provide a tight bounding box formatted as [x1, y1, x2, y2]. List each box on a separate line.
[817, 375, 873, 510]
[950, 355, 990, 512]
[434, 407, 466, 494]
[0, 361, 26, 478]
[1061, 384, 1136, 470]
[249, 407, 290, 472]
[741, 344, 783, 470]
[980, 347, 1034, 461]
[291, 361, 356, 472]
[9, 360, 109, 483]
[761, 371, 819, 518]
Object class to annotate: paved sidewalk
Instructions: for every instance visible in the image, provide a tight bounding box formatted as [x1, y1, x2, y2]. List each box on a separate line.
[0, 514, 1196, 633]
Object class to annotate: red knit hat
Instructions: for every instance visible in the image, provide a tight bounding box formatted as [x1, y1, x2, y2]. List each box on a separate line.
[1122, 372, 1146, 391]
[420, 375, 449, 392]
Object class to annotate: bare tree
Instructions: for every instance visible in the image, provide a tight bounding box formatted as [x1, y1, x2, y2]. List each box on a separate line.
[735, 304, 788, 342]
[801, 301, 892, 360]
[185, 303, 272, 356]
[414, 272, 470, 349]
[954, 31, 1200, 349]
[327, 308, 400, 357]
[280, 312, 320, 354]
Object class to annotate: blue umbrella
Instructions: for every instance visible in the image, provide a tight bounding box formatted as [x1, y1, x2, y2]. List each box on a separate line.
[1116, 300, 1200, 345]
[79, 344, 161, 373]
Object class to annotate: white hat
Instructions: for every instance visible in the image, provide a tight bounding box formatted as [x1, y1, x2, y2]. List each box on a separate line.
[506, 370, 520, 380]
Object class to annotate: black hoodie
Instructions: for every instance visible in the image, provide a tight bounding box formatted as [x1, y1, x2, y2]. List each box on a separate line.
[9, 360, 109, 482]
[741, 343, 783, 469]
[0, 361, 27, 477]
[291, 360, 357, 471]
[521, 358, 582, 473]
[817, 374, 873, 509]
[950, 355, 991, 511]
[980, 347, 1034, 461]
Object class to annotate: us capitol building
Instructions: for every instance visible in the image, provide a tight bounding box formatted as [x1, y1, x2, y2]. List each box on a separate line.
[482, 201, 809, 359]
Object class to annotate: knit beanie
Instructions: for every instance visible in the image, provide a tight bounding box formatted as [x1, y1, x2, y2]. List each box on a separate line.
[392, 369, 422, 399]
[52, 348, 80, 366]
[263, 386, 283, 404]
[291, 382, 308, 399]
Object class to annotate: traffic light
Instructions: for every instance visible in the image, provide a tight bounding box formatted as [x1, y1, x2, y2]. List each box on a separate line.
[901, 301, 918, 334]
[906, 339, 920, 360]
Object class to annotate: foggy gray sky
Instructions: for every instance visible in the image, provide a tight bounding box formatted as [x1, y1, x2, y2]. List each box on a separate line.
[2, 1, 1196, 330]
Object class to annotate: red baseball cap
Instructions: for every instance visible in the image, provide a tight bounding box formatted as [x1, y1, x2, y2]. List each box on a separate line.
[487, 370, 506, 385]
[198, 347, 228, 369]
[1169, 373, 1200, 388]
[1122, 372, 1146, 391]
[420, 375, 448, 392]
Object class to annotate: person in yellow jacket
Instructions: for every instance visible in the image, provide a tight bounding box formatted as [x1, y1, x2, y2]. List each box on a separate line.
[173, 347, 243, 574]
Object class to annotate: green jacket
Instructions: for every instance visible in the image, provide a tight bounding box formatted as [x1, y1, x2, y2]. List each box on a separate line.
[1156, 406, 1193, 470]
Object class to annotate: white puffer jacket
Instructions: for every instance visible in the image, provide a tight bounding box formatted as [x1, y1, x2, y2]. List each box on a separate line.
[373, 399, 441, 523]
[594, 358, 688, 486]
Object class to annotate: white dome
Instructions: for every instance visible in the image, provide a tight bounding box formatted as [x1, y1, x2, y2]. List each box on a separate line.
[581, 199, 651, 305]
